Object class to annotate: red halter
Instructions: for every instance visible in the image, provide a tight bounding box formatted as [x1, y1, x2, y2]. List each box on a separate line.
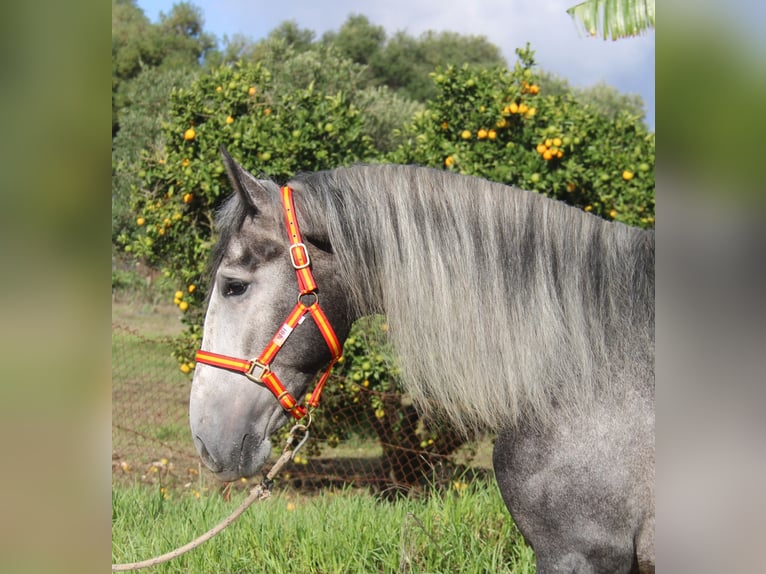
[195, 186, 343, 420]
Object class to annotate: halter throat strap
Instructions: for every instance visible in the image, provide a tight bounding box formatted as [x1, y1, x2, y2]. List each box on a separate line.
[195, 186, 342, 420]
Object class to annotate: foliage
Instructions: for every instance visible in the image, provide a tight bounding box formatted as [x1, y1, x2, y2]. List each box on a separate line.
[117, 61, 375, 365]
[354, 86, 425, 154]
[302, 317, 398, 447]
[304, 316, 470, 484]
[320, 14, 507, 101]
[207, 21, 315, 68]
[210, 14, 505, 104]
[538, 71, 646, 123]
[389, 45, 655, 228]
[568, 0, 655, 40]
[112, 66, 198, 241]
[189, 31, 421, 154]
[321, 14, 387, 67]
[368, 29, 507, 102]
[112, 0, 216, 134]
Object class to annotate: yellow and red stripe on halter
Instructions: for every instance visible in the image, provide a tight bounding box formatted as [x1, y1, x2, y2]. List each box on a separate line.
[194, 186, 343, 420]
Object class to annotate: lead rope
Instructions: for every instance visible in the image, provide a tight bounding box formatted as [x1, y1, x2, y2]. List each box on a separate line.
[112, 422, 311, 572]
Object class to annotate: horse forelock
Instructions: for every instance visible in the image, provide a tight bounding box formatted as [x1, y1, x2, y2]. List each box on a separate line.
[293, 164, 655, 433]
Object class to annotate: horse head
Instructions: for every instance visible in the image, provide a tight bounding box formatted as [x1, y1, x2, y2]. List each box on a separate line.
[189, 149, 352, 481]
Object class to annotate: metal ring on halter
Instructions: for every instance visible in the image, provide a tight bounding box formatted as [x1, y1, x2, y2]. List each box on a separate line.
[298, 291, 318, 307]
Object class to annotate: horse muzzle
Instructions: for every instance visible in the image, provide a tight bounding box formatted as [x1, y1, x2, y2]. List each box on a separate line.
[193, 431, 272, 481]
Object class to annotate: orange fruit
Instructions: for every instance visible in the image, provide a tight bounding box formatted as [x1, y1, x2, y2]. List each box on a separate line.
[183, 128, 196, 141]
[552, 137, 562, 147]
[543, 149, 553, 161]
[488, 129, 497, 140]
[248, 86, 256, 96]
[461, 130, 472, 140]
[622, 170, 635, 180]
[136, 217, 145, 226]
[477, 129, 488, 139]
[509, 102, 519, 114]
[179, 301, 189, 311]
[536, 143, 547, 155]
[183, 193, 193, 203]
[225, 116, 234, 125]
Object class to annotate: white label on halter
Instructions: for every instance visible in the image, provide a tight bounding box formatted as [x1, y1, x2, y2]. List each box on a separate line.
[274, 324, 294, 347]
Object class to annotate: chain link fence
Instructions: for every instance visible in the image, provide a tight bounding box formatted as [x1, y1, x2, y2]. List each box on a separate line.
[112, 320, 493, 496]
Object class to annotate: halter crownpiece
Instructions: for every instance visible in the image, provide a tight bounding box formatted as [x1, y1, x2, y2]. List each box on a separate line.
[195, 186, 343, 420]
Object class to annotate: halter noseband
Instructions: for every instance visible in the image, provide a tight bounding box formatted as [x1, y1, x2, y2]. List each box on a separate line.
[194, 186, 343, 420]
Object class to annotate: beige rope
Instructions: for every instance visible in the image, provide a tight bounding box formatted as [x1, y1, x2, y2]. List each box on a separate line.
[112, 424, 309, 572]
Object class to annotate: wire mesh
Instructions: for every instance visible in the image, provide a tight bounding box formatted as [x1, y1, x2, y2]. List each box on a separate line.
[112, 323, 492, 495]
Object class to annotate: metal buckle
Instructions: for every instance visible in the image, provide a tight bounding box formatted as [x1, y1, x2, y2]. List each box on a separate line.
[289, 243, 310, 270]
[245, 360, 269, 383]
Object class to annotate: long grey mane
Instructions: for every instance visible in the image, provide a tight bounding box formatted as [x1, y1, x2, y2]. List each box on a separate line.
[289, 165, 654, 432]
[214, 164, 654, 432]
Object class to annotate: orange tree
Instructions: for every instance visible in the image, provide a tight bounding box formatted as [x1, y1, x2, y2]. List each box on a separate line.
[389, 45, 655, 227]
[117, 61, 375, 366]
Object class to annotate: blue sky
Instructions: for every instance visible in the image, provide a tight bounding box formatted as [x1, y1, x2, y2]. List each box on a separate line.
[137, 0, 655, 129]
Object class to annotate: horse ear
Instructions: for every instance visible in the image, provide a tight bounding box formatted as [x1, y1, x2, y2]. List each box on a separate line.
[220, 145, 276, 216]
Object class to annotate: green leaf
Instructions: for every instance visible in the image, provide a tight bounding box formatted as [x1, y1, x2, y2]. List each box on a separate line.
[567, 0, 655, 40]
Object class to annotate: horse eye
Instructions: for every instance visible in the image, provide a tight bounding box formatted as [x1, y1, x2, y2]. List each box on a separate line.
[222, 279, 249, 298]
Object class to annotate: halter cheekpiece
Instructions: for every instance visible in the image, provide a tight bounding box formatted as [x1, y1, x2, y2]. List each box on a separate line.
[195, 186, 343, 420]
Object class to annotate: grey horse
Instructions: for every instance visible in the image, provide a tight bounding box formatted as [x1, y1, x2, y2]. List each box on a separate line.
[190, 149, 654, 572]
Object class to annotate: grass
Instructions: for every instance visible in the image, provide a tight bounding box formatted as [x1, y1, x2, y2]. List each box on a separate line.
[112, 480, 535, 573]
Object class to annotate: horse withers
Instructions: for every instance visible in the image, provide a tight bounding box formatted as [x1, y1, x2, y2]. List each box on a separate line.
[190, 149, 655, 573]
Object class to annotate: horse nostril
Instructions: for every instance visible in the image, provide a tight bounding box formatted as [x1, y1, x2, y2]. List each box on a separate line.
[194, 435, 223, 473]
